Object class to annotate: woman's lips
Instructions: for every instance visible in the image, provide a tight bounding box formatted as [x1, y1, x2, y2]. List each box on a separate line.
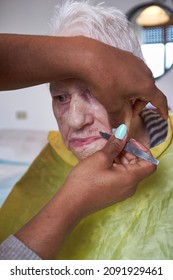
[69, 136, 103, 147]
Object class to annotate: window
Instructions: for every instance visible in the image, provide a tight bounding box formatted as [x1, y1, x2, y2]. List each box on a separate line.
[140, 25, 173, 78]
[127, 3, 173, 79]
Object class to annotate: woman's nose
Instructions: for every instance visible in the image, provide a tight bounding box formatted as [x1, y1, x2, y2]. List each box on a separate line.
[67, 95, 94, 130]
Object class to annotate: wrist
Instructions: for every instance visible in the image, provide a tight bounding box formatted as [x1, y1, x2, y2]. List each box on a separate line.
[55, 183, 85, 226]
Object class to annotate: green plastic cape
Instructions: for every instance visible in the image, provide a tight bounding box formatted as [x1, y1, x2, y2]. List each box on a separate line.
[0, 116, 173, 259]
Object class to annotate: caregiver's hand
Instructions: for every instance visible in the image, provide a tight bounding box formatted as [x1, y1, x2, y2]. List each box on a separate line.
[0, 34, 168, 121]
[16, 128, 156, 259]
[83, 40, 168, 123]
[64, 133, 156, 219]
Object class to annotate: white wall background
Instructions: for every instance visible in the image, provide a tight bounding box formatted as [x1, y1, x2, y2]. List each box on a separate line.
[0, 0, 173, 131]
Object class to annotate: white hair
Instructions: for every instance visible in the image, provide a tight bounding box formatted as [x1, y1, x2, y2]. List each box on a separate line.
[50, 0, 143, 59]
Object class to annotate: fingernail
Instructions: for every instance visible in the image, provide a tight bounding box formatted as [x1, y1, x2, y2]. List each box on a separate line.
[115, 124, 127, 140]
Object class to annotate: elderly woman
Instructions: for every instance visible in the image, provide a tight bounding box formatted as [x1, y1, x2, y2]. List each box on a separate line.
[0, 0, 172, 259]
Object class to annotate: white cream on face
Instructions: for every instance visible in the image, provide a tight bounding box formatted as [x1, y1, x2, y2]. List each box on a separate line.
[50, 79, 112, 160]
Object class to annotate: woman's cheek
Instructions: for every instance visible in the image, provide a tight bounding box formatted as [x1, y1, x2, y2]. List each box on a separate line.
[58, 121, 70, 148]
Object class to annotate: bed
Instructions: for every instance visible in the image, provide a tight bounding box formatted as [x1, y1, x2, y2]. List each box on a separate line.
[0, 129, 48, 206]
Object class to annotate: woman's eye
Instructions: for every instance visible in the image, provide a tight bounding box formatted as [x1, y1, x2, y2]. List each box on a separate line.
[83, 88, 93, 100]
[54, 94, 70, 104]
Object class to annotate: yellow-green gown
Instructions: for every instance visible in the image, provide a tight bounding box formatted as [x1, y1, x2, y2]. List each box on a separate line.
[0, 116, 173, 259]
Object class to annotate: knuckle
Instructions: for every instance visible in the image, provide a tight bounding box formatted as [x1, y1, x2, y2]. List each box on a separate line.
[111, 139, 122, 151]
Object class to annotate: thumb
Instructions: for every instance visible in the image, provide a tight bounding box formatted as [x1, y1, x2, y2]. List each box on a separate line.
[102, 124, 128, 160]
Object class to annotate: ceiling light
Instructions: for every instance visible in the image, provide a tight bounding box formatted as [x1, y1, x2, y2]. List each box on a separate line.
[136, 5, 170, 26]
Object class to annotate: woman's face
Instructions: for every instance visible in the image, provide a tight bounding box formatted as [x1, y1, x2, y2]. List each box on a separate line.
[50, 79, 112, 160]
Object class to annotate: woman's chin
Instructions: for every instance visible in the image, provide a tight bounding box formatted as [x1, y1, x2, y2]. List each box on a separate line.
[72, 139, 106, 160]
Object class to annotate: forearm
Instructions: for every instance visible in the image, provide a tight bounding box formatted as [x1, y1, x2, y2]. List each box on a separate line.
[0, 34, 91, 90]
[15, 185, 83, 260]
[12, 134, 156, 260]
[0, 235, 41, 260]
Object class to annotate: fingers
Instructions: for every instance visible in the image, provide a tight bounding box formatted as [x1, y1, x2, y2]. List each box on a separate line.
[132, 88, 168, 120]
[149, 88, 168, 120]
[103, 135, 126, 158]
[124, 101, 133, 130]
[120, 138, 154, 165]
[132, 99, 148, 117]
[142, 65, 168, 119]
[129, 138, 151, 154]
[120, 139, 157, 184]
[109, 102, 133, 131]
[102, 126, 128, 161]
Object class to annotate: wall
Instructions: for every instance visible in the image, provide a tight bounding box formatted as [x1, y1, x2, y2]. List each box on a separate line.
[0, 0, 173, 131]
[0, 0, 58, 131]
